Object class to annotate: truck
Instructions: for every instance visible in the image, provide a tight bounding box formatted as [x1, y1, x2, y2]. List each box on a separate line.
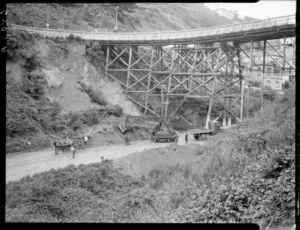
[189, 121, 221, 140]
[118, 116, 178, 143]
[150, 119, 179, 143]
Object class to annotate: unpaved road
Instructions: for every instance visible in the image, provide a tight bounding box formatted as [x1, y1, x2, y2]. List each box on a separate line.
[6, 133, 202, 183]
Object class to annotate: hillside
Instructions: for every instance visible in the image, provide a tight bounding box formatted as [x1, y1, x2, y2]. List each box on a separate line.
[6, 29, 147, 153]
[6, 3, 255, 32]
[6, 3, 255, 154]
[5, 3, 295, 227]
[6, 86, 295, 226]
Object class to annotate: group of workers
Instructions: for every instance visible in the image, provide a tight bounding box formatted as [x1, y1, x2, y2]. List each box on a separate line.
[54, 131, 190, 158]
[54, 135, 89, 159]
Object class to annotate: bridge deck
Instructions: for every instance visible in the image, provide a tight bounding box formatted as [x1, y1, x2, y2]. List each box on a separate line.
[9, 15, 295, 45]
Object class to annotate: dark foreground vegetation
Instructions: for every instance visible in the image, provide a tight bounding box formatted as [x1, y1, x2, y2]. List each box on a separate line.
[6, 85, 295, 226]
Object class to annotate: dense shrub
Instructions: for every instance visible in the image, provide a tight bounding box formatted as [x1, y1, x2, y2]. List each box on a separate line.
[6, 160, 145, 222]
[68, 34, 75, 41]
[282, 81, 289, 90]
[74, 36, 82, 42]
[6, 29, 35, 61]
[106, 105, 123, 117]
[251, 80, 262, 88]
[81, 108, 101, 126]
[263, 86, 278, 102]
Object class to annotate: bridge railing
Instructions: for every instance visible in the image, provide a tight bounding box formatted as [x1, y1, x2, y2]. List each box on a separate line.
[8, 15, 295, 42]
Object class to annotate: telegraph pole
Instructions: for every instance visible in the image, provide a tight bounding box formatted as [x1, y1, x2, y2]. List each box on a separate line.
[115, 6, 119, 31]
[46, 7, 49, 37]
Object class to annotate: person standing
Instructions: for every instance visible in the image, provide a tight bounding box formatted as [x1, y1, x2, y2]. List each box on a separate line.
[125, 134, 130, 145]
[83, 135, 88, 146]
[70, 145, 76, 159]
[185, 133, 189, 144]
[54, 141, 58, 155]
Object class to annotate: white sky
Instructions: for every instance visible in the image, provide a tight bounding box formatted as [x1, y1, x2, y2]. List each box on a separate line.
[204, 1, 296, 19]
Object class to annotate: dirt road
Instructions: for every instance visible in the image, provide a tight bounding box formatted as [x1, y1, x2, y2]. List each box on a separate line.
[6, 132, 201, 183]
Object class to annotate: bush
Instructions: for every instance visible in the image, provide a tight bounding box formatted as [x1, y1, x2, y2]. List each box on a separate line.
[74, 36, 82, 42]
[282, 81, 289, 90]
[106, 105, 123, 117]
[68, 34, 75, 41]
[263, 86, 278, 102]
[81, 108, 101, 126]
[251, 80, 262, 88]
[6, 29, 35, 61]
[6, 160, 145, 222]
[22, 72, 47, 99]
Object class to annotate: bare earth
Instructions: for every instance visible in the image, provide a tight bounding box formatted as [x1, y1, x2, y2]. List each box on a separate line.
[6, 132, 201, 183]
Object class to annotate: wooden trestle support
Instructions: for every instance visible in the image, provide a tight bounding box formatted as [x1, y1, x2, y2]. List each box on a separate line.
[103, 39, 295, 128]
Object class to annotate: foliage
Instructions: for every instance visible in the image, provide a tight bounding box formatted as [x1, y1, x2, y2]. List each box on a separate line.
[22, 72, 47, 99]
[74, 36, 82, 42]
[67, 34, 75, 41]
[263, 86, 278, 102]
[169, 144, 295, 226]
[6, 160, 145, 222]
[6, 29, 35, 62]
[282, 81, 289, 90]
[106, 105, 123, 117]
[251, 80, 262, 88]
[21, 51, 42, 71]
[58, 3, 80, 8]
[6, 87, 295, 223]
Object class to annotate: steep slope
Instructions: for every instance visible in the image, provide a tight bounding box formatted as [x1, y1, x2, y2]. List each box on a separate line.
[6, 30, 144, 153]
[6, 3, 255, 32]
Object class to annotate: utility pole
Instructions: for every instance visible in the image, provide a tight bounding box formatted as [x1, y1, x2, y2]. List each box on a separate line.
[260, 85, 264, 111]
[247, 83, 250, 119]
[45, 7, 49, 37]
[115, 6, 119, 31]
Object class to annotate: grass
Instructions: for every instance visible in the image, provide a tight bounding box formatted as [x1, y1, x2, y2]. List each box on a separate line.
[6, 84, 295, 223]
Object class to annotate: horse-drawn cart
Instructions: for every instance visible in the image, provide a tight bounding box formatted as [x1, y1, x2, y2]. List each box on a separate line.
[54, 141, 72, 154]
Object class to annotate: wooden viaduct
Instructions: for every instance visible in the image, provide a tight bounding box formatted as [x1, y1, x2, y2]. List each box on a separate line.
[9, 15, 296, 128]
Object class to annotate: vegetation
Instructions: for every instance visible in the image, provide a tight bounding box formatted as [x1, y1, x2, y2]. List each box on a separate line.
[6, 160, 146, 222]
[6, 3, 250, 33]
[5, 3, 294, 226]
[6, 85, 295, 225]
[5, 30, 124, 153]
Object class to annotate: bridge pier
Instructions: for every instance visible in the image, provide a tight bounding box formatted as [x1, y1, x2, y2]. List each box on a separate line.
[103, 42, 246, 127]
[99, 32, 295, 128]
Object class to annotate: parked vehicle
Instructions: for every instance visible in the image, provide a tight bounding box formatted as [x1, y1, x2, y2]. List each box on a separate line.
[150, 119, 178, 143]
[189, 121, 221, 140]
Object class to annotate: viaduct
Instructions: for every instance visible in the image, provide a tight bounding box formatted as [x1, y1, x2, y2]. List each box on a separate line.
[9, 15, 296, 128]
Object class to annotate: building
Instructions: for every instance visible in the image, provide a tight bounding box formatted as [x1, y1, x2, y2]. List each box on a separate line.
[240, 38, 295, 91]
[242, 60, 294, 91]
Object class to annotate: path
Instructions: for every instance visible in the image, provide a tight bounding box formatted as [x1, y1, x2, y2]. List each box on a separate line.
[6, 132, 201, 183]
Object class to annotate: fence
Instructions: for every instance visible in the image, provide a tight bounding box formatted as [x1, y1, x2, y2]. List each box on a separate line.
[8, 15, 295, 42]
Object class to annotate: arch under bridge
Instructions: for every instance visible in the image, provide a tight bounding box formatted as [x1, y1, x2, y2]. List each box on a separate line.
[9, 15, 296, 128]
